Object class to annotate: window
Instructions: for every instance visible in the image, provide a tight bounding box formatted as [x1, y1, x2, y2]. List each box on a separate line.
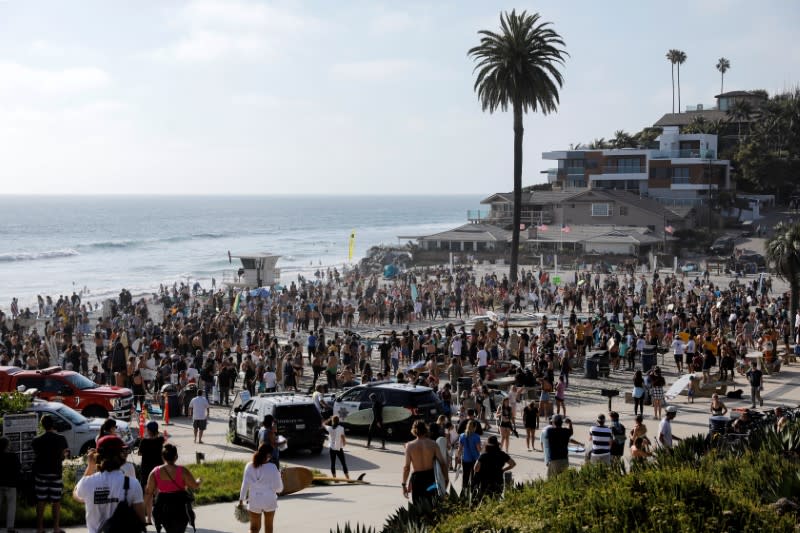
[672, 167, 690, 178]
[650, 167, 669, 179]
[591, 203, 610, 217]
[619, 206, 628, 216]
[672, 167, 690, 184]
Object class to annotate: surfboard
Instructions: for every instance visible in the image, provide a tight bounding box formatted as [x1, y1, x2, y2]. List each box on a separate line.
[568, 445, 586, 454]
[343, 406, 412, 426]
[312, 475, 369, 485]
[279, 466, 314, 496]
[665, 373, 694, 400]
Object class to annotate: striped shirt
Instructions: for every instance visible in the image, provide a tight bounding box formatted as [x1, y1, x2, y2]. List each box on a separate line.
[589, 424, 613, 456]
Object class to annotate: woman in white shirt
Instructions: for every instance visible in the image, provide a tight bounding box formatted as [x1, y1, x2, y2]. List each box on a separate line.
[324, 416, 349, 479]
[239, 444, 283, 533]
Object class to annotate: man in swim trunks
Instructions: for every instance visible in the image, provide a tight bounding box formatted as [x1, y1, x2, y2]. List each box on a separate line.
[401, 420, 448, 505]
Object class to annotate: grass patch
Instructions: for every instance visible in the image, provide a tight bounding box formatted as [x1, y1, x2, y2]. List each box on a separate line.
[189, 460, 247, 505]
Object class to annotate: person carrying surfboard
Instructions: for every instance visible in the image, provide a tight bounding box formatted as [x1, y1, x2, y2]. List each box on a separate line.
[366, 393, 386, 449]
[401, 421, 449, 506]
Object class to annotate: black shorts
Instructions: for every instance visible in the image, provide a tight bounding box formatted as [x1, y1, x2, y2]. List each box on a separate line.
[674, 353, 683, 364]
[685, 353, 694, 364]
[410, 469, 436, 504]
[35, 473, 63, 502]
[193, 419, 207, 431]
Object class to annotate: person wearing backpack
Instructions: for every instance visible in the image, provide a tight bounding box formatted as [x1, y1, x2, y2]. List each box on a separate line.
[609, 411, 627, 462]
[73, 435, 146, 533]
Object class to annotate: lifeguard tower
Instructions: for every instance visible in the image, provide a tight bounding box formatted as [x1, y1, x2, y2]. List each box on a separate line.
[223, 253, 281, 288]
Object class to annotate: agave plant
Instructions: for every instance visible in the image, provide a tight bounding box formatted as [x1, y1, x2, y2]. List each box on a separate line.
[330, 523, 377, 533]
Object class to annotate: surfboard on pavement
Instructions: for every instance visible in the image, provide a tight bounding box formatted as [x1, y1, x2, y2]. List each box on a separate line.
[343, 406, 412, 426]
[665, 373, 694, 400]
[279, 466, 314, 496]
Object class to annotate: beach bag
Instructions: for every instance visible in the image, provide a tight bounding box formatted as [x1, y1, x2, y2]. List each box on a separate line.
[99, 476, 146, 533]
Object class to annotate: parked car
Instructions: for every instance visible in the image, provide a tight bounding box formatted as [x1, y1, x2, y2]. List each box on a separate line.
[710, 237, 735, 256]
[4, 399, 136, 457]
[332, 381, 443, 439]
[0, 366, 134, 420]
[228, 391, 325, 454]
[680, 262, 700, 273]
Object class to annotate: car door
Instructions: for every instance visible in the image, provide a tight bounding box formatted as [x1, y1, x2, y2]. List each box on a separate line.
[334, 387, 365, 421]
[244, 400, 262, 443]
[50, 378, 81, 410]
[236, 399, 254, 437]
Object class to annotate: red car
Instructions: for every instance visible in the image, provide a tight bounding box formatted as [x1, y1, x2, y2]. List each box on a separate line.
[0, 366, 134, 420]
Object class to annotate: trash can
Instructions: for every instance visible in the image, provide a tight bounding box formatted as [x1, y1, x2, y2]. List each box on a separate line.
[159, 384, 181, 418]
[642, 345, 656, 373]
[709, 416, 729, 436]
[584, 358, 599, 379]
[457, 377, 473, 400]
[181, 384, 199, 416]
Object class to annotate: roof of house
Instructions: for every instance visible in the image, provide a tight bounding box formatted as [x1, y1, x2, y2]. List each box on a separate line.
[417, 222, 516, 243]
[653, 110, 729, 127]
[568, 189, 686, 220]
[715, 90, 764, 98]
[527, 225, 661, 245]
[480, 190, 583, 205]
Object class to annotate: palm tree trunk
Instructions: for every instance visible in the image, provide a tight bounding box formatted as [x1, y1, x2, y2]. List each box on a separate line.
[720, 72, 724, 95]
[677, 64, 681, 112]
[510, 102, 524, 283]
[671, 65, 675, 113]
[791, 275, 799, 339]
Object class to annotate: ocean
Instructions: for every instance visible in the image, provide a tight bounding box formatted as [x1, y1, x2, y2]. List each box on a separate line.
[0, 195, 482, 313]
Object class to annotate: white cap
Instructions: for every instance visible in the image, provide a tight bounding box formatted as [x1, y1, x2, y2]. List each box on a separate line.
[666, 406, 678, 414]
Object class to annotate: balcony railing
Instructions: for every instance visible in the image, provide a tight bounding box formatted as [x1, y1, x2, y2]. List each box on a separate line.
[476, 210, 554, 226]
[601, 166, 646, 174]
[651, 149, 716, 159]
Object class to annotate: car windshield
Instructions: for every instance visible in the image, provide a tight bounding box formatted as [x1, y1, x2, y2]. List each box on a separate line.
[55, 405, 88, 425]
[66, 373, 99, 390]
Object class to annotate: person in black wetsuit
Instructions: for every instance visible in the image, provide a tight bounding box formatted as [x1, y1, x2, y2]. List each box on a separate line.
[367, 393, 386, 449]
[401, 421, 448, 506]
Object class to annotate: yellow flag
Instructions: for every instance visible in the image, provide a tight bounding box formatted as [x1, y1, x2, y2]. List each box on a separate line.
[348, 230, 356, 261]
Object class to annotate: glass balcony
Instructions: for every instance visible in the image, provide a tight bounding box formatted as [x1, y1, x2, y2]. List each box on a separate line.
[651, 149, 716, 159]
[601, 166, 646, 174]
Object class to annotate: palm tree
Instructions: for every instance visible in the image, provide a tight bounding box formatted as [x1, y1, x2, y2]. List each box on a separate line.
[676, 50, 687, 112]
[469, 10, 567, 282]
[766, 222, 800, 337]
[666, 49, 680, 113]
[588, 138, 608, 149]
[716, 57, 731, 94]
[611, 129, 635, 149]
[728, 99, 753, 144]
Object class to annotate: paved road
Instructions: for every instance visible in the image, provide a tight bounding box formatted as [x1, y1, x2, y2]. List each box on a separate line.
[53, 361, 800, 533]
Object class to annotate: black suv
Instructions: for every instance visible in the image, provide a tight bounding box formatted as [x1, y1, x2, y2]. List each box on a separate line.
[229, 392, 325, 454]
[332, 382, 443, 439]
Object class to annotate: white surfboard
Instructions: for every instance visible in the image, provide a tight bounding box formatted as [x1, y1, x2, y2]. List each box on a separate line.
[665, 373, 694, 400]
[343, 406, 412, 426]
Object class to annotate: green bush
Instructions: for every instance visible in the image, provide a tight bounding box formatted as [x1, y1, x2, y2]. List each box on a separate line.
[339, 419, 800, 533]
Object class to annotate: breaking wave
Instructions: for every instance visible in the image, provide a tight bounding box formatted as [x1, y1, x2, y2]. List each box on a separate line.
[0, 249, 80, 262]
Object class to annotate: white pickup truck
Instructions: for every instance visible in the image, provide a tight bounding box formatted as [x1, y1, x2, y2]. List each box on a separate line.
[25, 400, 136, 456]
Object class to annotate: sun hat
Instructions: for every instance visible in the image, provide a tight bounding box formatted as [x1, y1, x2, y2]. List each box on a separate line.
[96, 435, 127, 452]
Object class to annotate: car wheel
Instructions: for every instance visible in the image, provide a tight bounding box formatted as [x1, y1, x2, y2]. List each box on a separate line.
[79, 440, 94, 456]
[311, 446, 323, 455]
[82, 405, 108, 419]
[230, 423, 242, 445]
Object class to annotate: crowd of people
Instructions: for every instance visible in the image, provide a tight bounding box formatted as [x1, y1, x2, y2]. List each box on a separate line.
[0, 255, 797, 528]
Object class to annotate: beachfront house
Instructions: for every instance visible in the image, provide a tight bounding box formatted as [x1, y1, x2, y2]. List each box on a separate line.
[542, 129, 731, 207]
[414, 222, 518, 253]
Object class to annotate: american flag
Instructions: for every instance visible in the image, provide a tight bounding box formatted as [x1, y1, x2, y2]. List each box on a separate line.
[665, 225, 675, 234]
[537, 224, 548, 232]
[519, 223, 526, 230]
[561, 225, 571, 233]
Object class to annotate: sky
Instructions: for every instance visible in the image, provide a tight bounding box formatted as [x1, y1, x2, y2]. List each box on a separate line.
[0, 0, 798, 195]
